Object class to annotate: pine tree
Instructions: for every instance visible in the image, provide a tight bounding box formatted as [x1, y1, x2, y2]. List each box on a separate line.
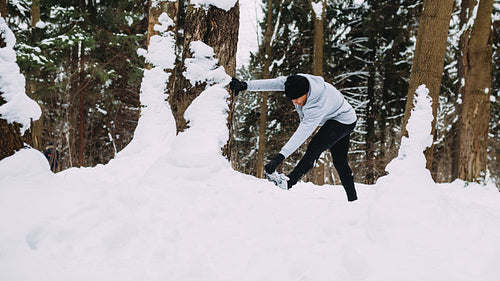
[327, 0, 420, 183]
[10, 0, 147, 169]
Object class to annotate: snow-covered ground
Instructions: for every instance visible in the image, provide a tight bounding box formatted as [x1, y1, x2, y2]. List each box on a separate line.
[1, 93, 500, 281]
[2, 2, 500, 281]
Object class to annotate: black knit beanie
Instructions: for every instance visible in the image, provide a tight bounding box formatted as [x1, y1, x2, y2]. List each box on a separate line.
[285, 75, 310, 100]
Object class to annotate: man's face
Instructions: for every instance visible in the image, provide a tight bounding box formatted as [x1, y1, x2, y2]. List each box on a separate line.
[292, 93, 308, 106]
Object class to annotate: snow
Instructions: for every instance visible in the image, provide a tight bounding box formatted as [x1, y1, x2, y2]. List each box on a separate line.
[1, 10, 500, 281]
[311, 1, 323, 20]
[183, 41, 230, 87]
[35, 20, 47, 29]
[0, 18, 42, 134]
[138, 13, 176, 71]
[190, 0, 238, 12]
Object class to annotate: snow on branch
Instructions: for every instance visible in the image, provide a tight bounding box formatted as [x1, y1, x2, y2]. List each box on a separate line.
[311, 2, 324, 20]
[0, 18, 41, 134]
[190, 0, 237, 11]
[183, 41, 229, 87]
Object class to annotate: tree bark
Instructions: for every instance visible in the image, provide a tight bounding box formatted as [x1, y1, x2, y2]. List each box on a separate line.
[0, 0, 5, 49]
[31, 0, 40, 27]
[255, 0, 274, 179]
[147, 0, 178, 47]
[310, 0, 324, 77]
[364, 2, 378, 184]
[451, 0, 475, 180]
[0, 98, 25, 160]
[78, 43, 85, 166]
[458, 0, 493, 182]
[29, 0, 43, 150]
[309, 0, 326, 185]
[170, 2, 239, 159]
[402, 0, 454, 173]
[0, 0, 6, 20]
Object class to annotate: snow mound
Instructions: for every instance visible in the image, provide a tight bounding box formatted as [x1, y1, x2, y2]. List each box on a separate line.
[377, 84, 435, 188]
[2, 24, 500, 281]
[0, 148, 52, 181]
[167, 85, 230, 170]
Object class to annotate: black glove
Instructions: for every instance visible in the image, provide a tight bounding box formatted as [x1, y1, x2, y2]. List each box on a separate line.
[264, 153, 285, 174]
[229, 77, 248, 93]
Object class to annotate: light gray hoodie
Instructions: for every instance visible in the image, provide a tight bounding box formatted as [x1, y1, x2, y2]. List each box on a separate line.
[246, 74, 357, 158]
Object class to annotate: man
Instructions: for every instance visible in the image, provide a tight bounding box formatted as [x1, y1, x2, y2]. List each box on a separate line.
[43, 142, 60, 173]
[230, 74, 358, 202]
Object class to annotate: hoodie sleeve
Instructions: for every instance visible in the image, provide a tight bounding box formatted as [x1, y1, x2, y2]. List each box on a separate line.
[279, 106, 323, 158]
[246, 76, 287, 91]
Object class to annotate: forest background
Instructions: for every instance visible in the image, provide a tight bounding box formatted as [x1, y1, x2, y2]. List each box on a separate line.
[1, 0, 499, 186]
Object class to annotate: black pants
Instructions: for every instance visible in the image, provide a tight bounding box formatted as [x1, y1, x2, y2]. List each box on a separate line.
[287, 119, 357, 201]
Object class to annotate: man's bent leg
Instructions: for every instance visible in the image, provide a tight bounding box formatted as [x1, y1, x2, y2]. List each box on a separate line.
[287, 120, 353, 189]
[287, 141, 324, 188]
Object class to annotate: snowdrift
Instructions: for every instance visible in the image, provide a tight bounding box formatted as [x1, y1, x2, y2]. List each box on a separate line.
[1, 12, 500, 281]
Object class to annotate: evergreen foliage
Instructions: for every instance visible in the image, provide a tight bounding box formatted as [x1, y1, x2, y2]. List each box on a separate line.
[2, 0, 498, 183]
[6, 0, 147, 169]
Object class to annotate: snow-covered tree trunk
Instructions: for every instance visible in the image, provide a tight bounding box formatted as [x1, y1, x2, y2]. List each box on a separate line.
[31, 0, 41, 33]
[309, 0, 326, 185]
[0, 17, 41, 160]
[147, 0, 178, 57]
[402, 0, 454, 174]
[310, 0, 324, 77]
[1, 25, 23, 159]
[170, 1, 239, 159]
[458, 0, 493, 182]
[0, 97, 24, 160]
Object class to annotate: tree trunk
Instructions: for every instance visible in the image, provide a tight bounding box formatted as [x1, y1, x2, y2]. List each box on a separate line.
[402, 0, 454, 173]
[145, 0, 178, 116]
[31, 0, 40, 27]
[0, 97, 25, 160]
[147, 0, 178, 46]
[78, 43, 86, 167]
[170, 2, 239, 159]
[309, 0, 326, 185]
[365, 12, 377, 184]
[29, 0, 43, 151]
[310, 0, 324, 77]
[451, 0, 475, 180]
[0, 28, 25, 159]
[0, 0, 6, 19]
[255, 0, 275, 179]
[458, 0, 493, 182]
[206, 5, 239, 160]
